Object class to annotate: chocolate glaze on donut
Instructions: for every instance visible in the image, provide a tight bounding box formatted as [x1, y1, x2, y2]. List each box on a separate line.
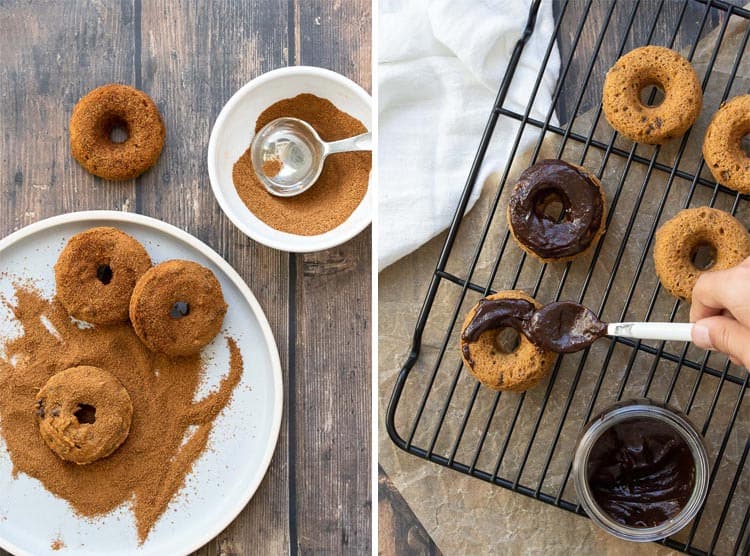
[460, 298, 607, 362]
[508, 160, 604, 260]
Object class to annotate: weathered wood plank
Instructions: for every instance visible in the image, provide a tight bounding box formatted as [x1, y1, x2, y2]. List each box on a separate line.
[135, 2, 292, 554]
[0, 0, 137, 231]
[291, 0, 372, 553]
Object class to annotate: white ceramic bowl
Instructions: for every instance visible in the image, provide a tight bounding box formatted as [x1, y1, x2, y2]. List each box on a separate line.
[208, 66, 372, 252]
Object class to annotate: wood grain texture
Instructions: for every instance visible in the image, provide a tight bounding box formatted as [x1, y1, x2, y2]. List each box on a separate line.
[291, 1, 373, 553]
[0, 1, 370, 554]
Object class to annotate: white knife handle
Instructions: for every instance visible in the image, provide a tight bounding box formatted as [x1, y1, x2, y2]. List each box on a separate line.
[607, 322, 694, 342]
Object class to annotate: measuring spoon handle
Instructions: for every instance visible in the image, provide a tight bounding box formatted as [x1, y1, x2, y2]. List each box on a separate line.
[325, 131, 372, 155]
[607, 322, 694, 342]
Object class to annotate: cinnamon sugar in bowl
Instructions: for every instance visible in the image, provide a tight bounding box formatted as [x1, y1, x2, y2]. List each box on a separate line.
[208, 67, 372, 252]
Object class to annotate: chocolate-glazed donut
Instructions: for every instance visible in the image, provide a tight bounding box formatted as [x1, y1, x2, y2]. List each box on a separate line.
[507, 160, 606, 263]
[459, 291, 555, 392]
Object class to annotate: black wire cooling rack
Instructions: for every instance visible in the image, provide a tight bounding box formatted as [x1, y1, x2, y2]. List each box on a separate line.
[386, 1, 750, 554]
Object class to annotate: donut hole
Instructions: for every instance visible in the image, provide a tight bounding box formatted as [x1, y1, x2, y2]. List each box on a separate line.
[740, 133, 750, 158]
[109, 125, 128, 143]
[103, 116, 129, 144]
[493, 327, 521, 354]
[690, 241, 717, 271]
[533, 189, 568, 223]
[169, 301, 190, 319]
[96, 264, 113, 285]
[639, 83, 666, 108]
[74, 404, 96, 424]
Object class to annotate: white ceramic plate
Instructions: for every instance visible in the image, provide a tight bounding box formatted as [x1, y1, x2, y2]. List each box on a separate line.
[0, 211, 283, 556]
[208, 66, 372, 252]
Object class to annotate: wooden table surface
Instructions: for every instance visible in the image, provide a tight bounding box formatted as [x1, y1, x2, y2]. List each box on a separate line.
[0, 1, 371, 554]
[378, 0, 745, 554]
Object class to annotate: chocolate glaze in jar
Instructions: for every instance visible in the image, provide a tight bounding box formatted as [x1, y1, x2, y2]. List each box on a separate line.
[573, 399, 709, 542]
[587, 417, 695, 528]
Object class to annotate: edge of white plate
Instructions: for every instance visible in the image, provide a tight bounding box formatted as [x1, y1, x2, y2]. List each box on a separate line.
[207, 65, 373, 252]
[0, 210, 284, 556]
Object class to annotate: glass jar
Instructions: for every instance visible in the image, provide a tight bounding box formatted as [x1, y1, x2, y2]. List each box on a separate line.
[572, 398, 710, 542]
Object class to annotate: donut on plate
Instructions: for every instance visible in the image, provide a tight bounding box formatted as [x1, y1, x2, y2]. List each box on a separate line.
[54, 227, 152, 325]
[69, 84, 165, 180]
[35, 366, 133, 465]
[654, 207, 750, 302]
[602, 46, 702, 144]
[129, 260, 227, 357]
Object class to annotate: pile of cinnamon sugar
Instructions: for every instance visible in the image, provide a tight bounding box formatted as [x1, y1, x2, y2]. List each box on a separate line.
[232, 93, 371, 235]
[0, 283, 243, 543]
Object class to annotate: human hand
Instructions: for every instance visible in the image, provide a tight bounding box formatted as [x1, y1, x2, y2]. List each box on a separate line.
[690, 258, 750, 368]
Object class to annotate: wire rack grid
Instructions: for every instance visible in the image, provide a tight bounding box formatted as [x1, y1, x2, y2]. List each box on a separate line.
[386, 1, 750, 554]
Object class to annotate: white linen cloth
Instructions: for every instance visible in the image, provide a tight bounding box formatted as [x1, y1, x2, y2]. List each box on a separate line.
[378, 0, 560, 270]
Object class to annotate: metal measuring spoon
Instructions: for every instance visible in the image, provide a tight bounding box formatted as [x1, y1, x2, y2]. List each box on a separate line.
[250, 116, 371, 197]
[527, 301, 695, 353]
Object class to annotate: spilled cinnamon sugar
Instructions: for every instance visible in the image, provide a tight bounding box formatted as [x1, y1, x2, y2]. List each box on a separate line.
[232, 93, 371, 235]
[0, 284, 243, 543]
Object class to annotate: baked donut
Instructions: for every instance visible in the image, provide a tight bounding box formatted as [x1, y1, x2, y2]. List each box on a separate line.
[654, 207, 750, 302]
[54, 227, 152, 325]
[35, 366, 133, 465]
[602, 46, 702, 144]
[460, 291, 555, 392]
[507, 159, 606, 263]
[69, 84, 165, 180]
[702, 95, 750, 194]
[130, 260, 227, 357]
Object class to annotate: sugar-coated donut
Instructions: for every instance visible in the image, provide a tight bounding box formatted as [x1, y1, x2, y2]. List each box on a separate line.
[507, 159, 606, 263]
[654, 207, 750, 302]
[702, 95, 750, 194]
[460, 291, 555, 392]
[69, 84, 165, 180]
[603, 46, 702, 144]
[35, 366, 133, 465]
[129, 260, 227, 357]
[54, 227, 152, 325]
